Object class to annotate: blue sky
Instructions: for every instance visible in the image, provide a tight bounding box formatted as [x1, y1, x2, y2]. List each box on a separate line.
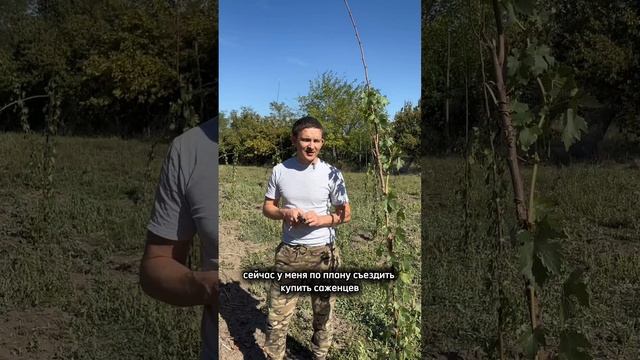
[219, 0, 420, 117]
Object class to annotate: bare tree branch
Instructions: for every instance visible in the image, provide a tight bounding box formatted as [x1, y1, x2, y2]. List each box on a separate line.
[0, 95, 48, 114]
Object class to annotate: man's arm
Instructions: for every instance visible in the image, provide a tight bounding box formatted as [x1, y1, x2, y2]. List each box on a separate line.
[333, 203, 351, 224]
[303, 203, 351, 227]
[139, 231, 217, 307]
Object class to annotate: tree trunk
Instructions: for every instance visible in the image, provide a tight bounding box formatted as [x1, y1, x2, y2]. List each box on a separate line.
[489, 43, 528, 227]
[488, 0, 543, 356]
[445, 29, 451, 147]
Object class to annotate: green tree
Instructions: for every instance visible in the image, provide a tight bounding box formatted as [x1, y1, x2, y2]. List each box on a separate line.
[222, 107, 289, 165]
[392, 102, 421, 171]
[265, 101, 297, 163]
[424, 0, 640, 158]
[545, 0, 640, 154]
[0, 0, 217, 135]
[298, 71, 368, 166]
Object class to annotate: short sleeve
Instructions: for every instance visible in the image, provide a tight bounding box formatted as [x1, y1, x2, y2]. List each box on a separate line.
[328, 167, 349, 206]
[147, 140, 196, 241]
[265, 165, 280, 200]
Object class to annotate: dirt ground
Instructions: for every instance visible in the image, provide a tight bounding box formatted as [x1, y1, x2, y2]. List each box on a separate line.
[0, 308, 71, 360]
[218, 219, 271, 359]
[218, 218, 320, 360]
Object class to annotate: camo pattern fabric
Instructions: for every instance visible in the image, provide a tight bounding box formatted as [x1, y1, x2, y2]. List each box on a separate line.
[263, 242, 341, 360]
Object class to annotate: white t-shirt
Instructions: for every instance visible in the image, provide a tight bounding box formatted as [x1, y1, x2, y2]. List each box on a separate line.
[265, 157, 349, 246]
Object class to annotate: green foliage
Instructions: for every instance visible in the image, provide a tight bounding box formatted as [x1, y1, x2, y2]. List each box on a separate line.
[424, 155, 640, 358]
[560, 268, 589, 323]
[0, 0, 217, 135]
[299, 71, 369, 165]
[509, 45, 596, 153]
[429, 0, 600, 357]
[11, 84, 31, 133]
[169, 79, 200, 132]
[219, 106, 292, 165]
[424, 0, 484, 153]
[425, 0, 640, 157]
[221, 72, 416, 169]
[508, 44, 555, 83]
[392, 102, 421, 168]
[217, 164, 421, 359]
[360, 87, 420, 359]
[515, 218, 565, 289]
[519, 325, 546, 359]
[559, 330, 592, 360]
[560, 108, 588, 151]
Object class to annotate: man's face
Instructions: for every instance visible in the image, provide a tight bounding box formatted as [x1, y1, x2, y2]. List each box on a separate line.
[292, 127, 324, 165]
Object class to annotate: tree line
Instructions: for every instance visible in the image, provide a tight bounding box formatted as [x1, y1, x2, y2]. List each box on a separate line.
[219, 72, 420, 170]
[0, 0, 217, 136]
[424, 0, 640, 160]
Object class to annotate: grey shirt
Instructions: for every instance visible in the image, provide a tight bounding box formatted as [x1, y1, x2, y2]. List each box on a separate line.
[265, 157, 349, 246]
[147, 119, 218, 359]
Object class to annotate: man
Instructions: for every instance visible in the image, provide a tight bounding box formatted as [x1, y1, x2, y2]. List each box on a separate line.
[262, 116, 351, 360]
[139, 119, 218, 359]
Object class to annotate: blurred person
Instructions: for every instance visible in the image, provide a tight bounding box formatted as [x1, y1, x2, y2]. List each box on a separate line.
[139, 119, 218, 359]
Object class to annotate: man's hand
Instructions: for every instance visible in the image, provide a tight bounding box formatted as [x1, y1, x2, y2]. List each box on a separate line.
[303, 210, 322, 227]
[140, 231, 218, 307]
[303, 205, 351, 228]
[281, 208, 306, 226]
[192, 270, 218, 305]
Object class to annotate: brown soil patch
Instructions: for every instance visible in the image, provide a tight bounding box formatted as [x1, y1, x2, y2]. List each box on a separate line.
[0, 307, 71, 360]
[218, 219, 270, 359]
[108, 253, 140, 275]
[218, 218, 330, 359]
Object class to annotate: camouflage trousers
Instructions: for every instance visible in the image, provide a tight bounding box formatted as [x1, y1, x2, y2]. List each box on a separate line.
[264, 242, 341, 360]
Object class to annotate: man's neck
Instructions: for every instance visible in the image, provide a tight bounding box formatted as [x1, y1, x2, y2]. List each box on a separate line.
[295, 155, 319, 167]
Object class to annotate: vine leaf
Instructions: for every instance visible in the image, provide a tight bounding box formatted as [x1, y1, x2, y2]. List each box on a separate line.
[559, 330, 592, 360]
[395, 227, 406, 243]
[399, 272, 411, 284]
[504, 1, 524, 28]
[511, 100, 540, 151]
[519, 126, 542, 151]
[508, 53, 521, 78]
[395, 157, 405, 172]
[533, 216, 564, 286]
[509, 44, 555, 82]
[533, 237, 561, 286]
[528, 44, 554, 76]
[517, 230, 535, 283]
[531, 256, 551, 287]
[536, 212, 565, 240]
[561, 268, 590, 323]
[533, 197, 557, 220]
[385, 190, 398, 213]
[502, 0, 534, 28]
[519, 325, 546, 359]
[517, 217, 564, 287]
[561, 108, 588, 151]
[511, 100, 532, 127]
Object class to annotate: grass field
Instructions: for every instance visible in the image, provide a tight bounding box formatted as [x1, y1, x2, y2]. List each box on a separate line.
[0, 133, 202, 359]
[5, 130, 634, 359]
[218, 164, 421, 359]
[423, 157, 640, 359]
[0, 132, 422, 359]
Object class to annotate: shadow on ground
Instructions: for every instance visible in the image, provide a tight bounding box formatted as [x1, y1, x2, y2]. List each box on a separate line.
[219, 281, 313, 360]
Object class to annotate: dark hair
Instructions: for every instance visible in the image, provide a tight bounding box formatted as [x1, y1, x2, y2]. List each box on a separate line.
[291, 116, 324, 137]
